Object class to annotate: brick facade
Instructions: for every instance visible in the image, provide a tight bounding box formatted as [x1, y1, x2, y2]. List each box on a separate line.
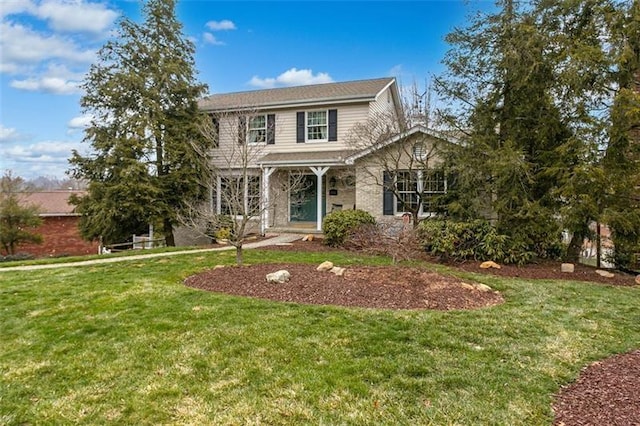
[17, 216, 99, 257]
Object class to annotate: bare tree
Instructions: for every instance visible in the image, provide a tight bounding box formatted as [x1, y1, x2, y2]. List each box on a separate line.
[180, 109, 306, 265]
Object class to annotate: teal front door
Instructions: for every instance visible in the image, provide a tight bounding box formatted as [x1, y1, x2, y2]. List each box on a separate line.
[290, 175, 317, 222]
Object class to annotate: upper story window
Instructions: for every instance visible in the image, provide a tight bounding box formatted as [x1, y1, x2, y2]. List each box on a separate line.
[248, 115, 266, 144]
[238, 114, 275, 145]
[296, 109, 337, 143]
[307, 111, 328, 141]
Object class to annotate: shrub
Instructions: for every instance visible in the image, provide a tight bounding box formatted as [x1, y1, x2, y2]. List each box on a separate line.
[207, 215, 235, 242]
[322, 209, 376, 247]
[0, 252, 35, 263]
[417, 218, 563, 265]
[418, 219, 504, 262]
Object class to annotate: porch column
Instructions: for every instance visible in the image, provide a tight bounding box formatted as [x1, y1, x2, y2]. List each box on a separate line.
[310, 166, 329, 231]
[261, 167, 276, 235]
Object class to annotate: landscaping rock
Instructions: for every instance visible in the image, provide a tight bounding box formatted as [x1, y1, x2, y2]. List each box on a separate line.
[266, 270, 291, 283]
[474, 283, 493, 292]
[595, 269, 615, 278]
[213, 264, 225, 270]
[636, 275, 640, 285]
[302, 234, 314, 242]
[561, 263, 575, 273]
[330, 266, 345, 276]
[480, 261, 501, 269]
[317, 261, 334, 271]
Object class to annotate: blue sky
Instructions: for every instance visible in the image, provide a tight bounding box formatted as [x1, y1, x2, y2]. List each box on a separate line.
[0, 0, 492, 179]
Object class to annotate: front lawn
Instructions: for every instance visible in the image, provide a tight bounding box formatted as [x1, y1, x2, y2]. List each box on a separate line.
[1, 249, 638, 425]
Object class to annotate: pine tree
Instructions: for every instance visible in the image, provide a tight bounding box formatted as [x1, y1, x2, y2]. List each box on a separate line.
[438, 0, 574, 260]
[602, 0, 640, 267]
[69, 0, 209, 246]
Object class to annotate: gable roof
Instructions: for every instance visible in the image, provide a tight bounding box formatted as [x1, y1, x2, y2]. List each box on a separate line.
[200, 77, 397, 111]
[345, 125, 456, 165]
[18, 191, 84, 217]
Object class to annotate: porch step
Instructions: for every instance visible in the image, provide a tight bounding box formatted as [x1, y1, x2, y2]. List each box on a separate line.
[266, 227, 324, 236]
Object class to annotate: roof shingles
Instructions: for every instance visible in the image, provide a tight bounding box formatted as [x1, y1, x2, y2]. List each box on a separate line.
[200, 77, 395, 111]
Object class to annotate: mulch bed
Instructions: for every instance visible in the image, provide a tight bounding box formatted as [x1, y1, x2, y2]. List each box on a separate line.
[190, 236, 640, 425]
[185, 263, 503, 310]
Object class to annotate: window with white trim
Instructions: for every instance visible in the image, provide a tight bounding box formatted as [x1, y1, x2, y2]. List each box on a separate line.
[218, 175, 261, 216]
[306, 111, 328, 141]
[247, 115, 266, 144]
[393, 170, 447, 215]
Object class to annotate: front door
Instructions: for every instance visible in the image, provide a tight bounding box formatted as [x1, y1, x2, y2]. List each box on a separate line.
[290, 175, 317, 222]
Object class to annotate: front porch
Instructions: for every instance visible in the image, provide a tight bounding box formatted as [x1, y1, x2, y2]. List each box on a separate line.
[267, 222, 325, 235]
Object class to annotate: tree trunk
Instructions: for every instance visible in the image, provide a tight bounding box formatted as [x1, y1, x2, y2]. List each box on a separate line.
[164, 217, 175, 247]
[235, 245, 243, 266]
[566, 232, 582, 262]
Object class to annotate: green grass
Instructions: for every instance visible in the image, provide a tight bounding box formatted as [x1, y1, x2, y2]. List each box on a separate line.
[1, 249, 639, 425]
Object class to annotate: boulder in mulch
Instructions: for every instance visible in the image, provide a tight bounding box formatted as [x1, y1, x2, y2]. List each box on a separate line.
[635, 275, 640, 285]
[595, 269, 615, 278]
[480, 261, 501, 269]
[561, 263, 575, 273]
[266, 270, 290, 283]
[317, 261, 334, 271]
[330, 266, 345, 276]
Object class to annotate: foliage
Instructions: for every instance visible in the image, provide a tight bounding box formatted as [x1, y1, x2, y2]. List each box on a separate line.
[0, 252, 35, 262]
[1, 250, 640, 424]
[68, 0, 209, 246]
[207, 214, 235, 241]
[0, 171, 43, 255]
[322, 209, 376, 247]
[417, 218, 562, 265]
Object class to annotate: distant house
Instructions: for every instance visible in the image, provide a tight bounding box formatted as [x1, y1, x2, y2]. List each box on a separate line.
[198, 77, 451, 234]
[17, 191, 99, 257]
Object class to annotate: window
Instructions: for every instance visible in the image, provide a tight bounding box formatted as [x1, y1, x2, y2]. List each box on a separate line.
[248, 115, 266, 144]
[297, 110, 337, 143]
[306, 111, 328, 141]
[218, 175, 261, 216]
[421, 170, 446, 213]
[395, 171, 419, 213]
[384, 170, 447, 216]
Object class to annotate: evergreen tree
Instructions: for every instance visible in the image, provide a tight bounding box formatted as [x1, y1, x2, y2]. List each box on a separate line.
[438, 0, 575, 260]
[0, 172, 43, 255]
[69, 0, 209, 246]
[602, 0, 640, 267]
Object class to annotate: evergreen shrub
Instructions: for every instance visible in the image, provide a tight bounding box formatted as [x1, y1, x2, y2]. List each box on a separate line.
[322, 209, 376, 247]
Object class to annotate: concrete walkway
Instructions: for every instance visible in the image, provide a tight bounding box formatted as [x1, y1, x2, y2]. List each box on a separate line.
[0, 234, 301, 272]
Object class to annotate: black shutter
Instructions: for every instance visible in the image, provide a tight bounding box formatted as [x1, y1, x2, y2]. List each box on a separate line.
[383, 171, 395, 215]
[211, 114, 220, 148]
[238, 116, 246, 144]
[296, 112, 305, 143]
[267, 114, 276, 145]
[328, 109, 337, 141]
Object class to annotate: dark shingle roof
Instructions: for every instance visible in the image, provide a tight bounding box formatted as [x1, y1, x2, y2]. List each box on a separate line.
[200, 77, 395, 111]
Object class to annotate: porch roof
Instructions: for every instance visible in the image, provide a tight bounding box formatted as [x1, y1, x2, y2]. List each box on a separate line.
[257, 150, 358, 167]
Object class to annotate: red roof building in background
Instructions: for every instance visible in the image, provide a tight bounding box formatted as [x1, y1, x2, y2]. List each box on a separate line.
[16, 191, 99, 257]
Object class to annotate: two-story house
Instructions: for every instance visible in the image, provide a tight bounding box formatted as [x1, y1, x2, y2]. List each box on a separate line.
[198, 77, 449, 235]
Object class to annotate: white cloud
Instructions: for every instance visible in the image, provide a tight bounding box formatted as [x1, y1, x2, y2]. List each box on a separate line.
[10, 76, 81, 94]
[203, 32, 224, 45]
[35, 0, 119, 34]
[249, 68, 333, 89]
[0, 0, 36, 18]
[0, 21, 96, 70]
[388, 64, 403, 77]
[0, 140, 81, 178]
[0, 124, 21, 142]
[206, 19, 236, 31]
[68, 115, 92, 129]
